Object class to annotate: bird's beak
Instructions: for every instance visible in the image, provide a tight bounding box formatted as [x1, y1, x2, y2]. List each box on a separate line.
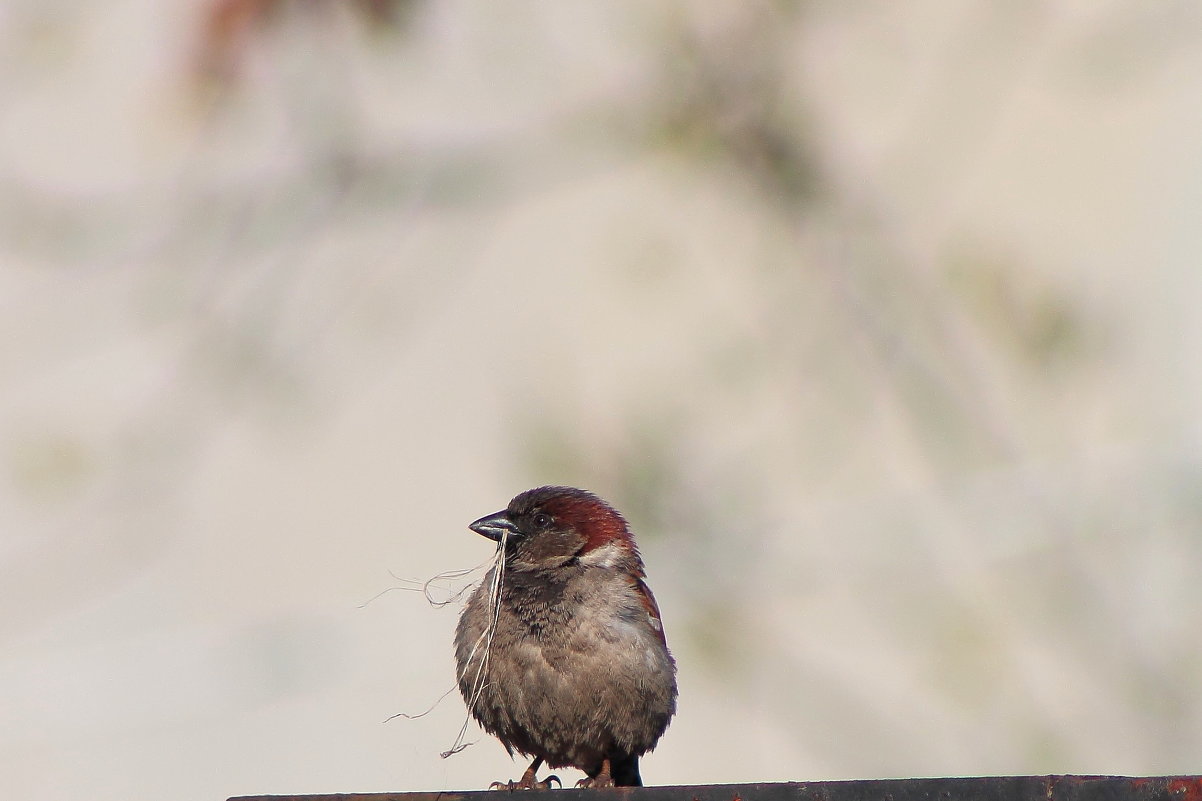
[469, 510, 521, 542]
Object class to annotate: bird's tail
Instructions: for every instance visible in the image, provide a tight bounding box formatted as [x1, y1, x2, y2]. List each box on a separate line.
[612, 754, 642, 787]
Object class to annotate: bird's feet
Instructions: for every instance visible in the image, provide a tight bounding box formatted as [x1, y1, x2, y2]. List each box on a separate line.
[490, 762, 560, 791]
[489, 776, 560, 791]
[489, 777, 560, 791]
[575, 760, 615, 789]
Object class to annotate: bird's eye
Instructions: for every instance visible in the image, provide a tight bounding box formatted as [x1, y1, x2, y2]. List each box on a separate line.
[532, 513, 551, 529]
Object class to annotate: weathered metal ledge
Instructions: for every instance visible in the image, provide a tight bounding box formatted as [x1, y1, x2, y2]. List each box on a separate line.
[229, 775, 1202, 801]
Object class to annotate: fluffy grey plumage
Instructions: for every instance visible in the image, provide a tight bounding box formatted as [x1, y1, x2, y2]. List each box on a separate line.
[454, 486, 677, 789]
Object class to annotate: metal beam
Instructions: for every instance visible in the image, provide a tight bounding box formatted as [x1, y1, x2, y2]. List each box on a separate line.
[228, 775, 1202, 801]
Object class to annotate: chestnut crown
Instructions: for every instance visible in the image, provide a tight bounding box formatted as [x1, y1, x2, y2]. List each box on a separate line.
[469, 486, 639, 570]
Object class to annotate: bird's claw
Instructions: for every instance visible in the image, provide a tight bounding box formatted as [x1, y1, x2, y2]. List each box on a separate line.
[488, 775, 560, 791]
[575, 775, 615, 789]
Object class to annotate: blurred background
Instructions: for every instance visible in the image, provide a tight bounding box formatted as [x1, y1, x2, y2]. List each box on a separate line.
[3, 1, 1202, 799]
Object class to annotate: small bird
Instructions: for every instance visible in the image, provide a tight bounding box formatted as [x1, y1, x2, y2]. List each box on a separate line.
[454, 486, 677, 789]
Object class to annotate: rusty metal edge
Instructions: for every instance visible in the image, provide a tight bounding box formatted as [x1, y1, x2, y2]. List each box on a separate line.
[227, 774, 1202, 801]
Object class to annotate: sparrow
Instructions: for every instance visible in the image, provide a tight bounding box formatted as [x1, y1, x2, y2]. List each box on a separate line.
[454, 486, 677, 789]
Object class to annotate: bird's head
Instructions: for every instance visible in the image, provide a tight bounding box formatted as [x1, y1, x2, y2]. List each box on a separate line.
[469, 486, 642, 573]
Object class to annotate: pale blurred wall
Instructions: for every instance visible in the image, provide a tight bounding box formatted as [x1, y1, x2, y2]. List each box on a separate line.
[3, 2, 1202, 800]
